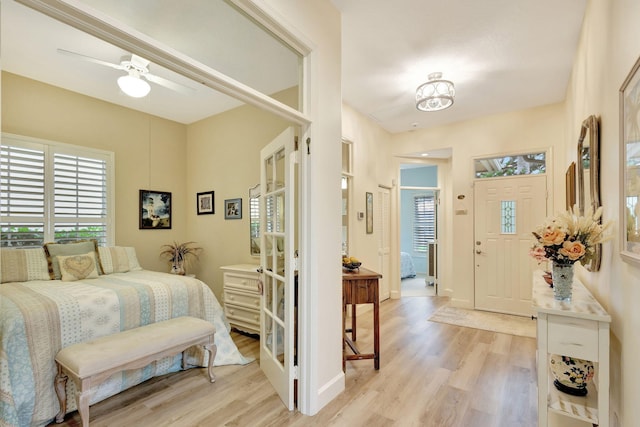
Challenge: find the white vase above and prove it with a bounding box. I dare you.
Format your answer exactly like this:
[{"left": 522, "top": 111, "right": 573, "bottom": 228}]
[{"left": 551, "top": 261, "right": 574, "bottom": 302}]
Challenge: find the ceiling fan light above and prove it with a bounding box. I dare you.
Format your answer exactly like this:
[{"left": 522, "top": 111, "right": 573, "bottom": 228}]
[
  {"left": 117, "top": 74, "right": 150, "bottom": 98},
  {"left": 416, "top": 72, "right": 455, "bottom": 112}
]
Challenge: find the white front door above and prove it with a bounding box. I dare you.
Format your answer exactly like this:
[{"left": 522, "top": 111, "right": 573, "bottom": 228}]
[
  {"left": 377, "top": 187, "right": 391, "bottom": 300},
  {"left": 260, "top": 127, "right": 296, "bottom": 410},
  {"left": 474, "top": 175, "right": 547, "bottom": 316}
]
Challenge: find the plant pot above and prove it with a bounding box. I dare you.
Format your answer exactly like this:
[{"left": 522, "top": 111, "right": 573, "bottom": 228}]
[
  {"left": 551, "top": 261, "right": 574, "bottom": 302},
  {"left": 549, "top": 354, "right": 594, "bottom": 396}
]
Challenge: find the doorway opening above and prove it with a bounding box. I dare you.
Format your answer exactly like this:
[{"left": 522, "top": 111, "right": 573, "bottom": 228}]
[{"left": 399, "top": 164, "right": 439, "bottom": 297}]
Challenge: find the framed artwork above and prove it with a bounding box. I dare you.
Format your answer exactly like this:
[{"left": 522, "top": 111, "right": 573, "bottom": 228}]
[
  {"left": 139, "top": 190, "right": 171, "bottom": 229},
  {"left": 366, "top": 192, "right": 373, "bottom": 234},
  {"left": 565, "top": 162, "right": 576, "bottom": 210},
  {"left": 620, "top": 55, "right": 640, "bottom": 265},
  {"left": 197, "top": 191, "right": 215, "bottom": 215},
  {"left": 225, "top": 198, "right": 242, "bottom": 219}
]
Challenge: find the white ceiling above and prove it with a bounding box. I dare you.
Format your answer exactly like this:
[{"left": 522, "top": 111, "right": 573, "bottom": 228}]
[
  {"left": 332, "top": 0, "right": 588, "bottom": 134},
  {"left": 2, "top": 0, "right": 588, "bottom": 140},
  {"left": 1, "top": 0, "right": 300, "bottom": 125}
]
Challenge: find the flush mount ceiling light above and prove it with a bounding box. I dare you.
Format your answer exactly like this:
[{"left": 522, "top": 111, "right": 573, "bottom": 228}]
[
  {"left": 117, "top": 71, "right": 151, "bottom": 98},
  {"left": 416, "top": 72, "right": 455, "bottom": 112}
]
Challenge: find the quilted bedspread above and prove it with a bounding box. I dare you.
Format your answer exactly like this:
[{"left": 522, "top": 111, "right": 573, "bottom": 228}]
[{"left": 0, "top": 270, "right": 251, "bottom": 427}]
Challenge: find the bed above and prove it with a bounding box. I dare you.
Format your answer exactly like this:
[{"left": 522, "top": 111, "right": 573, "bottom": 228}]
[
  {"left": 400, "top": 252, "right": 416, "bottom": 279},
  {"left": 0, "top": 244, "right": 251, "bottom": 427}
]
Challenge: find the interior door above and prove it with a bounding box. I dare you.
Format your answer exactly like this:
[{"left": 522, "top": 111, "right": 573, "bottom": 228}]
[
  {"left": 377, "top": 187, "right": 390, "bottom": 300},
  {"left": 474, "top": 175, "right": 547, "bottom": 316},
  {"left": 260, "top": 127, "right": 296, "bottom": 410}
]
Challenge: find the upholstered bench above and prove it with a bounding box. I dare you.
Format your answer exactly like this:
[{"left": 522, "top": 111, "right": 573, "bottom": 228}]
[{"left": 54, "top": 316, "right": 216, "bottom": 427}]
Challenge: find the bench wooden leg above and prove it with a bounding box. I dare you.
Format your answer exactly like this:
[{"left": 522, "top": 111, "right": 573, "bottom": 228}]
[
  {"left": 76, "top": 379, "right": 90, "bottom": 427},
  {"left": 54, "top": 365, "right": 67, "bottom": 423},
  {"left": 205, "top": 342, "right": 217, "bottom": 383}
]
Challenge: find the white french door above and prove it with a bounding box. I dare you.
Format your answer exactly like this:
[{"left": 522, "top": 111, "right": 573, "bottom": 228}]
[
  {"left": 474, "top": 175, "right": 547, "bottom": 316},
  {"left": 259, "top": 127, "right": 296, "bottom": 410}
]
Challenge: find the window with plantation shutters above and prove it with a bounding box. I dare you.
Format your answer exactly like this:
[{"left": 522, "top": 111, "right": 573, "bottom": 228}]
[
  {"left": 1, "top": 134, "right": 113, "bottom": 247},
  {"left": 413, "top": 195, "right": 435, "bottom": 252}
]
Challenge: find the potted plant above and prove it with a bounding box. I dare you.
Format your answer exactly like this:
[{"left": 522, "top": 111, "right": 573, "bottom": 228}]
[{"left": 160, "top": 241, "right": 201, "bottom": 275}]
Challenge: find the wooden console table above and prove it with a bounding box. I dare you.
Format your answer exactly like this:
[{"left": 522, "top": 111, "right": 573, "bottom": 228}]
[{"left": 342, "top": 267, "right": 382, "bottom": 370}]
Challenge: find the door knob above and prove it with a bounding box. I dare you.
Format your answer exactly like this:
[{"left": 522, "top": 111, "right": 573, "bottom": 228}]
[{"left": 476, "top": 249, "right": 482, "bottom": 254}]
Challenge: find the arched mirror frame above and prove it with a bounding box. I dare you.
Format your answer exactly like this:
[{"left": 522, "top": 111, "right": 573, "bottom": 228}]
[{"left": 576, "top": 114, "right": 601, "bottom": 271}]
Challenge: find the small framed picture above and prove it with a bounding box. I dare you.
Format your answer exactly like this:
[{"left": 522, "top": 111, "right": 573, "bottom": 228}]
[
  {"left": 224, "top": 198, "right": 242, "bottom": 219},
  {"left": 139, "top": 190, "right": 171, "bottom": 229},
  {"left": 197, "top": 191, "right": 215, "bottom": 215}
]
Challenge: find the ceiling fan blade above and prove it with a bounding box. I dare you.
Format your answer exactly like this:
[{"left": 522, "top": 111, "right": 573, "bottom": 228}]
[
  {"left": 57, "top": 48, "right": 124, "bottom": 71},
  {"left": 143, "top": 73, "right": 195, "bottom": 95}
]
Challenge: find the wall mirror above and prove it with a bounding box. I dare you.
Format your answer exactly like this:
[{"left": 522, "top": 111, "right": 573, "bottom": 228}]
[
  {"left": 249, "top": 184, "right": 261, "bottom": 256},
  {"left": 576, "top": 115, "right": 601, "bottom": 271}
]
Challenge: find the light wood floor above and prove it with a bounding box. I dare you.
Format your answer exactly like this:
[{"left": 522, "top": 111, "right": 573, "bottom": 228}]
[{"left": 52, "top": 296, "right": 537, "bottom": 427}]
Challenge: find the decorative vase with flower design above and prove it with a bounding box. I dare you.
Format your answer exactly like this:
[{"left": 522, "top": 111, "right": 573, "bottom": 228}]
[
  {"left": 549, "top": 354, "right": 594, "bottom": 396},
  {"left": 551, "top": 261, "right": 574, "bottom": 302}
]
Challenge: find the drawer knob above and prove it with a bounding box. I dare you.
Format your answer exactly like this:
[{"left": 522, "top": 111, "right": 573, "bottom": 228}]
[
  {"left": 241, "top": 280, "right": 247, "bottom": 284},
  {"left": 229, "top": 295, "right": 235, "bottom": 300},
  {"left": 229, "top": 309, "right": 234, "bottom": 315}
]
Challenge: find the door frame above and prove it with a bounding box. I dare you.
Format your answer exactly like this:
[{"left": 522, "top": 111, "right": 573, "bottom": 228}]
[{"left": 23, "top": 0, "right": 323, "bottom": 414}]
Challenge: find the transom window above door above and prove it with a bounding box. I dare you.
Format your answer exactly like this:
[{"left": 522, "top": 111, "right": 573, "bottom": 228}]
[{"left": 475, "top": 152, "right": 546, "bottom": 178}]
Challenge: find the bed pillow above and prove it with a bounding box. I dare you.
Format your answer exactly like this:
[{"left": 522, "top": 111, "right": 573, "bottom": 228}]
[
  {"left": 97, "top": 246, "right": 142, "bottom": 274},
  {"left": 0, "top": 248, "right": 51, "bottom": 283},
  {"left": 44, "top": 240, "right": 98, "bottom": 280},
  {"left": 58, "top": 251, "right": 99, "bottom": 282}
]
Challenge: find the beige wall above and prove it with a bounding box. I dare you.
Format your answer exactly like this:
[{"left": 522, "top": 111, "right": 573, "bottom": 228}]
[
  {"left": 186, "top": 88, "right": 297, "bottom": 299},
  {"left": 341, "top": 103, "right": 394, "bottom": 276},
  {"left": 1, "top": 72, "right": 188, "bottom": 272},
  {"left": 390, "top": 103, "right": 565, "bottom": 306},
  {"left": 565, "top": 0, "right": 640, "bottom": 425}
]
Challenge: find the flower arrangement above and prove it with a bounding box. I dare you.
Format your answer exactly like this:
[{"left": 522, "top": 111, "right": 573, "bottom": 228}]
[
  {"left": 160, "top": 241, "right": 202, "bottom": 275},
  {"left": 530, "top": 206, "right": 611, "bottom": 266}
]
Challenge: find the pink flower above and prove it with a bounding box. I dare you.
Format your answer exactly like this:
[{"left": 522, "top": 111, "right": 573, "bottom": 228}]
[{"left": 529, "top": 246, "right": 547, "bottom": 263}]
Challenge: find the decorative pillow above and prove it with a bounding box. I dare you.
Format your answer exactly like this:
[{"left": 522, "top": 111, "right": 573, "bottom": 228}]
[
  {"left": 97, "top": 246, "right": 142, "bottom": 274},
  {"left": 57, "top": 251, "right": 99, "bottom": 282},
  {"left": 0, "top": 248, "right": 51, "bottom": 283},
  {"left": 44, "top": 240, "right": 98, "bottom": 280}
]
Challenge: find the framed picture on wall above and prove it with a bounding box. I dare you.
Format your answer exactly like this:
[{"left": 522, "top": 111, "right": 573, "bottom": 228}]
[
  {"left": 620, "top": 55, "right": 640, "bottom": 265},
  {"left": 565, "top": 162, "right": 576, "bottom": 210},
  {"left": 197, "top": 191, "right": 215, "bottom": 215},
  {"left": 139, "top": 190, "right": 172, "bottom": 229},
  {"left": 366, "top": 192, "right": 373, "bottom": 234},
  {"left": 225, "top": 198, "right": 242, "bottom": 219}
]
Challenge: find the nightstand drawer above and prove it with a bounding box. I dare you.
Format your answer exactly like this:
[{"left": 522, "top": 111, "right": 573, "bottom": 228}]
[
  {"left": 224, "top": 289, "right": 261, "bottom": 309},
  {"left": 223, "top": 273, "right": 260, "bottom": 293},
  {"left": 225, "top": 303, "right": 260, "bottom": 327},
  {"left": 547, "top": 314, "right": 598, "bottom": 360}
]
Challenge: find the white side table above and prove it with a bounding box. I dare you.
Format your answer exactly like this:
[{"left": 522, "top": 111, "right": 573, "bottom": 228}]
[
  {"left": 220, "top": 264, "right": 261, "bottom": 335},
  {"left": 532, "top": 270, "right": 610, "bottom": 427}
]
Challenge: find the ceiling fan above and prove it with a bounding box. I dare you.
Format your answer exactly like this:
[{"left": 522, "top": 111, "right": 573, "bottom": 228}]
[{"left": 57, "top": 48, "right": 195, "bottom": 98}]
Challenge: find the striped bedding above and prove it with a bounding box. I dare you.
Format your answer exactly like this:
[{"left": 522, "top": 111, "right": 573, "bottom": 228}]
[{"left": 0, "top": 270, "right": 251, "bottom": 427}]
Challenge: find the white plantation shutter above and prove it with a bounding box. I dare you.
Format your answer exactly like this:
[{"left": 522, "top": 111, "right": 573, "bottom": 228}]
[
  {"left": 1, "top": 134, "right": 113, "bottom": 247},
  {"left": 0, "top": 144, "right": 46, "bottom": 247},
  {"left": 413, "top": 195, "right": 435, "bottom": 252},
  {"left": 53, "top": 153, "right": 108, "bottom": 243}
]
